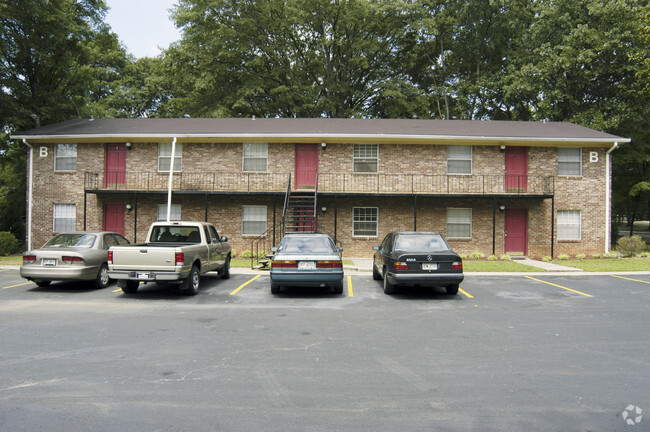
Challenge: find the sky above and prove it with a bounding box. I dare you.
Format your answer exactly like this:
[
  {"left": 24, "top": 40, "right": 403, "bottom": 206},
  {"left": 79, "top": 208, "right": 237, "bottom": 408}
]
[{"left": 105, "top": 0, "right": 182, "bottom": 58}]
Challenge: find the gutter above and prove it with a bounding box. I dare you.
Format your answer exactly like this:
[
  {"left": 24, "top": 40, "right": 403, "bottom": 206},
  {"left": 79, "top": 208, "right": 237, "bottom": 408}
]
[
  {"left": 605, "top": 142, "right": 619, "bottom": 253},
  {"left": 22, "top": 139, "right": 33, "bottom": 251}
]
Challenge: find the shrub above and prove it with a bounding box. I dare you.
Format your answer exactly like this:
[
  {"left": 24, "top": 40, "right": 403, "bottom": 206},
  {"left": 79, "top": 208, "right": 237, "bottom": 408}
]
[
  {"left": 640, "top": 252, "right": 650, "bottom": 258},
  {"left": 558, "top": 254, "right": 569, "bottom": 260},
  {"left": 240, "top": 250, "right": 253, "bottom": 259},
  {"left": 500, "top": 255, "right": 512, "bottom": 261},
  {"left": 487, "top": 255, "right": 497, "bottom": 261},
  {"left": 576, "top": 254, "right": 586, "bottom": 259},
  {"left": 604, "top": 252, "right": 618, "bottom": 259},
  {"left": 470, "top": 251, "right": 484, "bottom": 260},
  {"left": 616, "top": 235, "right": 646, "bottom": 257},
  {"left": 0, "top": 232, "right": 21, "bottom": 256},
  {"left": 542, "top": 256, "right": 552, "bottom": 262},
  {"left": 592, "top": 253, "right": 602, "bottom": 259},
  {"left": 459, "top": 253, "right": 467, "bottom": 260}
]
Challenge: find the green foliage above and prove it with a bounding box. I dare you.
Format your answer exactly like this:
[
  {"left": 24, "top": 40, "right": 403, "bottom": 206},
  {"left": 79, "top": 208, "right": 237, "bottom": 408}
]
[
  {"left": 487, "top": 255, "right": 497, "bottom": 261},
  {"left": 616, "top": 235, "right": 646, "bottom": 257},
  {"left": 469, "top": 252, "right": 484, "bottom": 260},
  {"left": 576, "top": 254, "right": 586, "bottom": 260},
  {"left": 0, "top": 232, "right": 21, "bottom": 256},
  {"left": 640, "top": 252, "right": 650, "bottom": 257},
  {"left": 240, "top": 250, "right": 253, "bottom": 259},
  {"left": 593, "top": 253, "right": 602, "bottom": 259},
  {"left": 500, "top": 255, "right": 512, "bottom": 262},
  {"left": 558, "top": 254, "right": 569, "bottom": 260},
  {"left": 604, "top": 252, "right": 619, "bottom": 259},
  {"left": 542, "top": 256, "right": 552, "bottom": 262}
]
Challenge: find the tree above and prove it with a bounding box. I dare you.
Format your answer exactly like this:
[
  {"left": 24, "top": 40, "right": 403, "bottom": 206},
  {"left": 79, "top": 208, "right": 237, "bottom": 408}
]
[{"left": 0, "top": 0, "right": 128, "bottom": 241}]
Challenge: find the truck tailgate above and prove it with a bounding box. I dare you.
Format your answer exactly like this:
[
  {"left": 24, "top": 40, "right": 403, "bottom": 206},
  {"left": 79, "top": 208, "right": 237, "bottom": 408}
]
[{"left": 111, "top": 245, "right": 179, "bottom": 271}]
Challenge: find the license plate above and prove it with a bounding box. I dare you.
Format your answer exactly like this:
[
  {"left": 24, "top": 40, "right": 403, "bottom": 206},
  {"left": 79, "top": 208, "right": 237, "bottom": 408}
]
[
  {"left": 422, "top": 263, "right": 438, "bottom": 271},
  {"left": 42, "top": 259, "right": 57, "bottom": 266},
  {"left": 136, "top": 273, "right": 150, "bottom": 279},
  {"left": 298, "top": 261, "right": 316, "bottom": 270}
]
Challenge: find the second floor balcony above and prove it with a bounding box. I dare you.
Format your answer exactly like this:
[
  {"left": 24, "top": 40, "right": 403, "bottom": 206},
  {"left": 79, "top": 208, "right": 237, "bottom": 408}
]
[{"left": 85, "top": 171, "right": 555, "bottom": 196}]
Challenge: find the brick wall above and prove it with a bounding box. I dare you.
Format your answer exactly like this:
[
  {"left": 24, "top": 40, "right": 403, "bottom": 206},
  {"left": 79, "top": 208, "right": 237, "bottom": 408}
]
[{"left": 27, "top": 141, "right": 611, "bottom": 259}]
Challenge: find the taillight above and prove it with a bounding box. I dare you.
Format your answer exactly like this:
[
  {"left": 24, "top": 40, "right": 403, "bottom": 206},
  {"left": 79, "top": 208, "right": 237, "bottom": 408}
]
[
  {"left": 451, "top": 261, "right": 463, "bottom": 270},
  {"left": 23, "top": 255, "right": 36, "bottom": 264},
  {"left": 316, "top": 261, "right": 343, "bottom": 269},
  {"left": 62, "top": 256, "right": 85, "bottom": 263},
  {"left": 271, "top": 260, "right": 297, "bottom": 268},
  {"left": 393, "top": 262, "right": 409, "bottom": 270},
  {"left": 107, "top": 251, "right": 113, "bottom": 264},
  {"left": 175, "top": 252, "right": 185, "bottom": 265}
]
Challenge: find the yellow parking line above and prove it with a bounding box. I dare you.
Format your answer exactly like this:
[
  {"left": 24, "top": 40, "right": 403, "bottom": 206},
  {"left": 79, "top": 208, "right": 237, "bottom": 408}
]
[
  {"left": 611, "top": 275, "right": 650, "bottom": 285},
  {"left": 347, "top": 275, "right": 354, "bottom": 297},
  {"left": 230, "top": 274, "right": 261, "bottom": 295},
  {"left": 2, "top": 282, "right": 33, "bottom": 290},
  {"left": 459, "top": 288, "right": 473, "bottom": 298},
  {"left": 525, "top": 276, "right": 593, "bottom": 297}
]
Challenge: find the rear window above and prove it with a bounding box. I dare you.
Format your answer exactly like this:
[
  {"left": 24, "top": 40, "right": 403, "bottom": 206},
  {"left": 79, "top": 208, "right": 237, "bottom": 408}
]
[
  {"left": 394, "top": 234, "right": 449, "bottom": 252},
  {"left": 150, "top": 226, "right": 202, "bottom": 243},
  {"left": 44, "top": 234, "right": 96, "bottom": 248},
  {"left": 280, "top": 236, "right": 335, "bottom": 253}
]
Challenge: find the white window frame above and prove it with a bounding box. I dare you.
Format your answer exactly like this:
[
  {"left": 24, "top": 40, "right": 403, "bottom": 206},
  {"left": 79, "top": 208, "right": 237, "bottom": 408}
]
[
  {"left": 243, "top": 143, "right": 268, "bottom": 172},
  {"left": 557, "top": 210, "right": 581, "bottom": 240},
  {"left": 242, "top": 205, "right": 267, "bottom": 236},
  {"left": 352, "top": 207, "right": 378, "bottom": 237},
  {"left": 353, "top": 144, "right": 378, "bottom": 173},
  {"left": 446, "top": 208, "right": 472, "bottom": 239},
  {"left": 447, "top": 145, "right": 472, "bottom": 175},
  {"left": 158, "top": 143, "right": 183, "bottom": 172},
  {"left": 157, "top": 204, "right": 181, "bottom": 221},
  {"left": 53, "top": 204, "right": 76, "bottom": 232},
  {"left": 54, "top": 144, "right": 77, "bottom": 171},
  {"left": 558, "top": 148, "right": 582, "bottom": 176}
]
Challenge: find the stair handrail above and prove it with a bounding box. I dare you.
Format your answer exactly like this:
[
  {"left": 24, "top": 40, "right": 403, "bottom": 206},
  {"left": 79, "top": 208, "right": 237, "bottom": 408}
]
[{"left": 313, "top": 173, "right": 319, "bottom": 232}]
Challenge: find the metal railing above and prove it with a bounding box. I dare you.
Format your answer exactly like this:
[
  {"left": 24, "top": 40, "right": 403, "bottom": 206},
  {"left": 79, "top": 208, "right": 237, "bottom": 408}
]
[{"left": 86, "top": 172, "right": 554, "bottom": 196}]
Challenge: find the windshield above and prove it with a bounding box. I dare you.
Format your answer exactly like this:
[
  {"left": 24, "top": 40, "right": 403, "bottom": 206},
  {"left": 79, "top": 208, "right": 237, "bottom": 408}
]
[
  {"left": 44, "top": 234, "right": 96, "bottom": 248},
  {"left": 280, "top": 236, "right": 336, "bottom": 253},
  {"left": 394, "top": 234, "right": 449, "bottom": 252},
  {"left": 150, "top": 226, "right": 202, "bottom": 243}
]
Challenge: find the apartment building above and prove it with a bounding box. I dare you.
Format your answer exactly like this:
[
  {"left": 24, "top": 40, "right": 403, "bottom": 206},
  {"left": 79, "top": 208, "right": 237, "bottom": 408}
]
[{"left": 13, "top": 118, "right": 629, "bottom": 258}]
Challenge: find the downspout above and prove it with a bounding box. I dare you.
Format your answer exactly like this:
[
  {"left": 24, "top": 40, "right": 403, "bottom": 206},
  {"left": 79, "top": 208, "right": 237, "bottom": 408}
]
[
  {"left": 605, "top": 142, "right": 619, "bottom": 253},
  {"left": 166, "top": 137, "right": 177, "bottom": 222},
  {"left": 22, "top": 139, "right": 34, "bottom": 251}
]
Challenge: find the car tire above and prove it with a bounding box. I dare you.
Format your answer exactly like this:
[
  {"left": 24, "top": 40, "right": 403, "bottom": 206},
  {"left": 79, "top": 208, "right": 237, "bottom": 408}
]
[
  {"left": 181, "top": 266, "right": 200, "bottom": 295},
  {"left": 446, "top": 284, "right": 459, "bottom": 295},
  {"left": 122, "top": 280, "right": 139, "bottom": 294},
  {"left": 220, "top": 255, "right": 231, "bottom": 279},
  {"left": 333, "top": 282, "right": 343, "bottom": 295},
  {"left": 35, "top": 280, "right": 51, "bottom": 287},
  {"left": 372, "top": 263, "right": 381, "bottom": 280},
  {"left": 383, "top": 272, "right": 396, "bottom": 295},
  {"left": 93, "top": 264, "right": 110, "bottom": 289},
  {"left": 271, "top": 282, "right": 281, "bottom": 294}
]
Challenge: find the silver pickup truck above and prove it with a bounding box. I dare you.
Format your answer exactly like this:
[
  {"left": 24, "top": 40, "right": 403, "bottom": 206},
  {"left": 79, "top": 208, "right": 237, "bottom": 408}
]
[{"left": 108, "top": 221, "right": 231, "bottom": 295}]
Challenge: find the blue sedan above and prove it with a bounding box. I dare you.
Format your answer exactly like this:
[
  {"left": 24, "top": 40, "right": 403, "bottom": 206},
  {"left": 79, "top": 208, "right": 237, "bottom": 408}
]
[{"left": 270, "top": 233, "right": 344, "bottom": 294}]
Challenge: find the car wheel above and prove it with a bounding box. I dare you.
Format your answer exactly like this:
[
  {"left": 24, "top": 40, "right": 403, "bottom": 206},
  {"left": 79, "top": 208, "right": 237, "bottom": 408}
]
[
  {"left": 332, "top": 282, "right": 343, "bottom": 295},
  {"left": 35, "top": 280, "right": 51, "bottom": 287},
  {"left": 383, "top": 272, "right": 396, "bottom": 295},
  {"left": 446, "top": 284, "right": 459, "bottom": 295},
  {"left": 372, "top": 263, "right": 381, "bottom": 280},
  {"left": 271, "top": 282, "right": 281, "bottom": 294},
  {"left": 93, "top": 264, "right": 110, "bottom": 289},
  {"left": 181, "top": 266, "right": 200, "bottom": 295},
  {"left": 220, "top": 256, "right": 231, "bottom": 279},
  {"left": 122, "top": 280, "right": 139, "bottom": 294}
]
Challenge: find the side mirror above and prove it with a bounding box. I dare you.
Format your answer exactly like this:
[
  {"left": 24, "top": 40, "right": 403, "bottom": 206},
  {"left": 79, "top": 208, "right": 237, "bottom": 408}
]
[
  {"left": 220, "top": 236, "right": 228, "bottom": 242},
  {"left": 373, "top": 246, "right": 380, "bottom": 251},
  {"left": 271, "top": 246, "right": 278, "bottom": 253},
  {"left": 337, "top": 246, "right": 343, "bottom": 252}
]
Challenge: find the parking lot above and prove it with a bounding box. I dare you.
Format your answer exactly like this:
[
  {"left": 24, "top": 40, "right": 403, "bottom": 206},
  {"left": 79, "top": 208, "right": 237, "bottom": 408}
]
[{"left": 1, "top": 267, "right": 649, "bottom": 431}]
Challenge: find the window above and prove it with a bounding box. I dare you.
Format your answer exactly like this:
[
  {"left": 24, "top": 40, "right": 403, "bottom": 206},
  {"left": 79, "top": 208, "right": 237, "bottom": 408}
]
[
  {"left": 54, "top": 144, "right": 77, "bottom": 171},
  {"left": 557, "top": 210, "right": 581, "bottom": 240},
  {"left": 353, "top": 207, "right": 378, "bottom": 237},
  {"left": 447, "top": 208, "right": 472, "bottom": 238},
  {"left": 353, "top": 144, "right": 378, "bottom": 173},
  {"left": 53, "top": 204, "right": 76, "bottom": 231},
  {"left": 558, "top": 148, "right": 582, "bottom": 176},
  {"left": 157, "top": 204, "right": 181, "bottom": 221},
  {"left": 158, "top": 143, "right": 183, "bottom": 172},
  {"left": 242, "top": 206, "right": 267, "bottom": 236},
  {"left": 447, "top": 145, "right": 472, "bottom": 175},
  {"left": 243, "top": 143, "right": 268, "bottom": 172}
]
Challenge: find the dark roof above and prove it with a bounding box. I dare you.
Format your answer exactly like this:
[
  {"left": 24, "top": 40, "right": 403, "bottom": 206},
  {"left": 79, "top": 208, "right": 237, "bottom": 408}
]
[{"left": 11, "top": 118, "right": 628, "bottom": 146}]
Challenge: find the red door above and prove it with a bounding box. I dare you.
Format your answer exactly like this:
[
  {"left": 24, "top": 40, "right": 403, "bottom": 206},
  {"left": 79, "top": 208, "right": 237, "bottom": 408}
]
[
  {"left": 105, "top": 143, "right": 127, "bottom": 187},
  {"left": 103, "top": 202, "right": 125, "bottom": 236},
  {"left": 505, "top": 208, "right": 527, "bottom": 256},
  {"left": 505, "top": 147, "right": 527, "bottom": 193},
  {"left": 295, "top": 144, "right": 319, "bottom": 189}
]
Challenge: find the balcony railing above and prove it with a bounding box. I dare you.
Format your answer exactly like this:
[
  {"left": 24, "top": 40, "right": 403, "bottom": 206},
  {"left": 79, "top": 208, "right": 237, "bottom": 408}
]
[{"left": 85, "top": 172, "right": 554, "bottom": 196}]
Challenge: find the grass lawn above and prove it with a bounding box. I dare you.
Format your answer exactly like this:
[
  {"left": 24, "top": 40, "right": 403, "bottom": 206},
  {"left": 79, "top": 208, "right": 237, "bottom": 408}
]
[
  {"left": 554, "top": 257, "right": 650, "bottom": 272},
  {"left": 462, "top": 260, "right": 542, "bottom": 272},
  {"left": 0, "top": 255, "right": 22, "bottom": 266}
]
